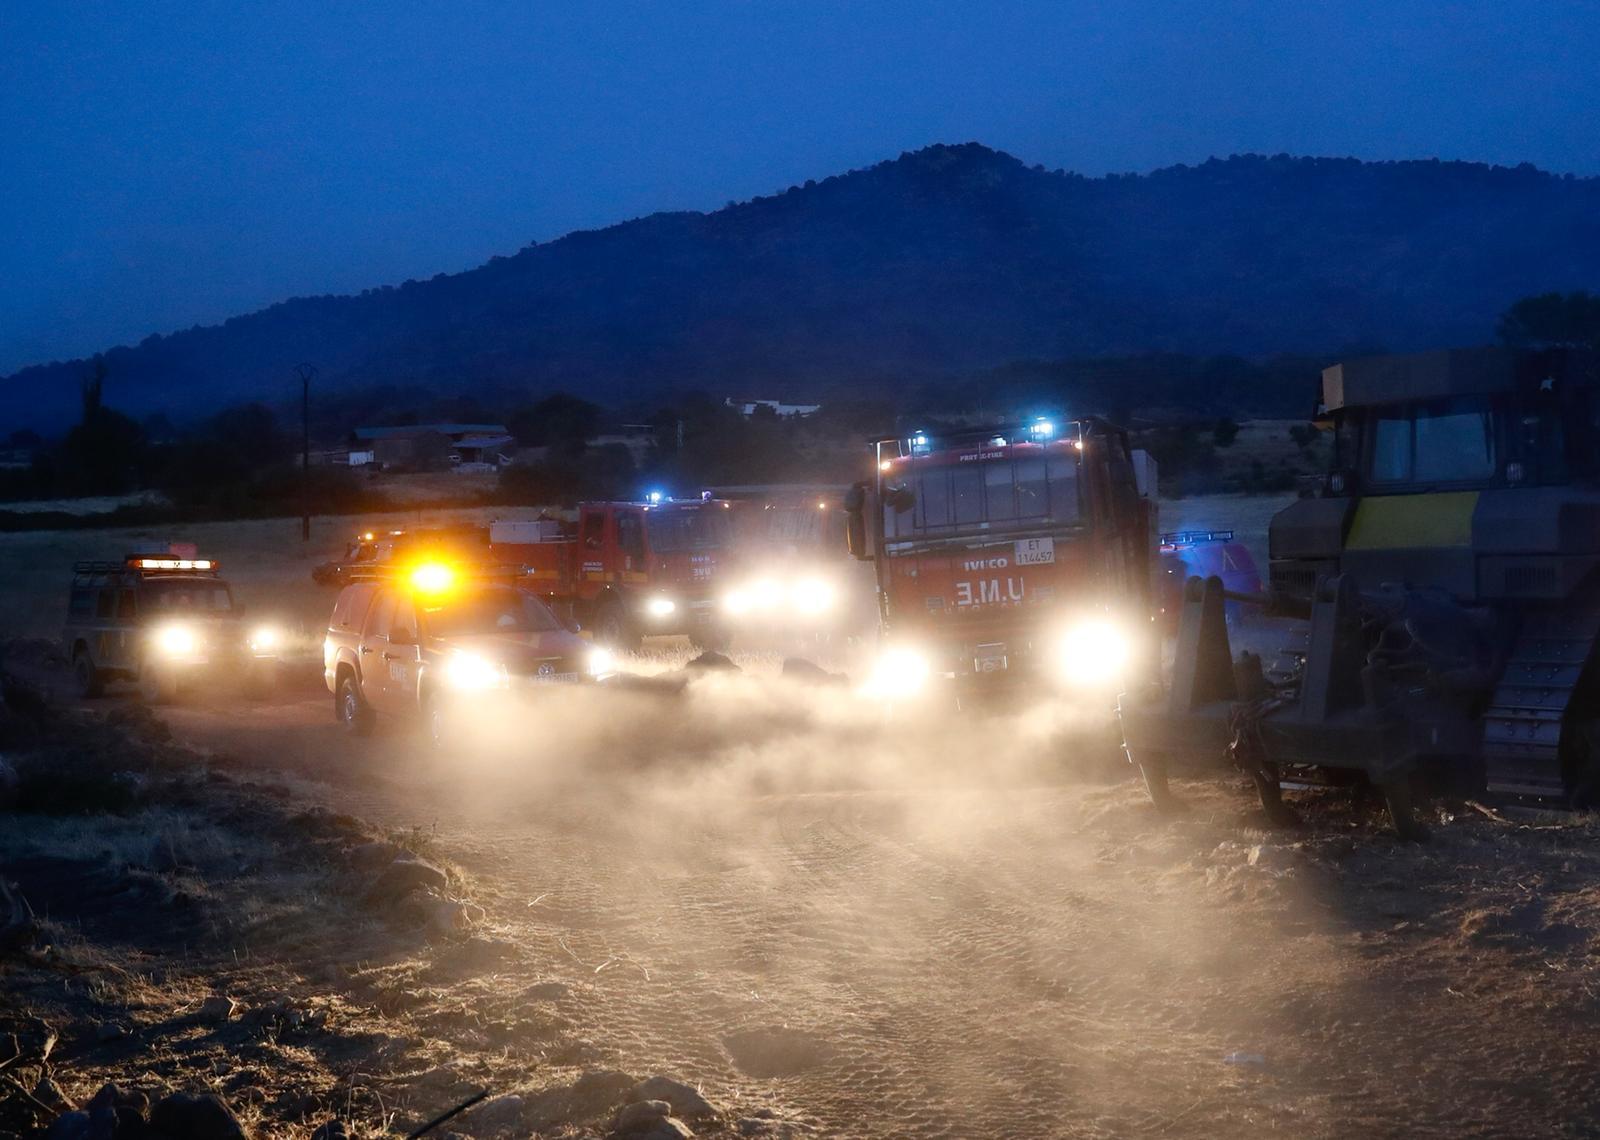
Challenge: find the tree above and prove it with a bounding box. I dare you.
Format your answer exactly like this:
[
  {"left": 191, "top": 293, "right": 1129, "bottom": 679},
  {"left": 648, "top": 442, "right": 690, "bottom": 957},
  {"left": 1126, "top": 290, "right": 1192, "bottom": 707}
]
[
  {"left": 1212, "top": 418, "right": 1241, "bottom": 448},
  {"left": 508, "top": 393, "right": 603, "bottom": 459},
  {"left": 1498, "top": 291, "right": 1600, "bottom": 351}
]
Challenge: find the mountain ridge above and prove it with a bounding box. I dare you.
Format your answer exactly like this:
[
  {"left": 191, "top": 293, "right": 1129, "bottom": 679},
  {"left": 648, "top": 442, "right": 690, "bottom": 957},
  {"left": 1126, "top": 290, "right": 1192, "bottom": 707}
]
[{"left": 6, "top": 142, "right": 1599, "bottom": 431}]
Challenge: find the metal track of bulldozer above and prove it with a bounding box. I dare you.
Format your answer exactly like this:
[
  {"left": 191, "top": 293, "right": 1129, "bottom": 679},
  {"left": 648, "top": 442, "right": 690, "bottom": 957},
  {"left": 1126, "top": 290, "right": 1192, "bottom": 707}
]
[{"left": 1482, "top": 595, "right": 1600, "bottom": 800}]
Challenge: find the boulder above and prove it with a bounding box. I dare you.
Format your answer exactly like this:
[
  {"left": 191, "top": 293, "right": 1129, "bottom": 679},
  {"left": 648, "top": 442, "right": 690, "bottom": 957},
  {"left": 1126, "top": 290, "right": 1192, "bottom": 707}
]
[
  {"left": 366, "top": 854, "right": 449, "bottom": 904},
  {"left": 629, "top": 1078, "right": 718, "bottom": 1120},
  {"left": 523, "top": 980, "right": 571, "bottom": 1001},
  {"left": 44, "top": 1112, "right": 90, "bottom": 1140},
  {"left": 149, "top": 1091, "right": 249, "bottom": 1140},
  {"left": 196, "top": 995, "right": 240, "bottom": 1023},
  {"left": 465, "top": 1093, "right": 525, "bottom": 1133},
  {"left": 613, "top": 1099, "right": 672, "bottom": 1132},
  {"left": 345, "top": 840, "right": 406, "bottom": 873},
  {"left": 309, "top": 1122, "right": 348, "bottom": 1140},
  {"left": 684, "top": 652, "right": 738, "bottom": 672},
  {"left": 637, "top": 1119, "right": 695, "bottom": 1140}
]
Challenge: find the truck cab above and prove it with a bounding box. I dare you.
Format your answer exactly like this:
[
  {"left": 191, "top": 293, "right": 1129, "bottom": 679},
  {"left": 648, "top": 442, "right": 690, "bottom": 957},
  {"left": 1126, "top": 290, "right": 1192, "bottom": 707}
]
[
  {"left": 845, "top": 419, "right": 1157, "bottom": 698},
  {"left": 65, "top": 549, "right": 282, "bottom": 702},
  {"left": 323, "top": 561, "right": 614, "bottom": 746}
]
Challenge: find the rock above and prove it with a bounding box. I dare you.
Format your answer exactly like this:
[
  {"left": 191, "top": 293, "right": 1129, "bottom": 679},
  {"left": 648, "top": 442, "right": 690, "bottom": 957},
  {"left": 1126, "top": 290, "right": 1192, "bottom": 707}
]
[
  {"left": 309, "top": 1121, "right": 348, "bottom": 1140},
  {"left": 525, "top": 1069, "right": 637, "bottom": 1128},
  {"left": 613, "top": 1099, "right": 672, "bottom": 1132},
  {"left": 345, "top": 840, "right": 406, "bottom": 872},
  {"left": 637, "top": 1119, "right": 695, "bottom": 1140},
  {"left": 629, "top": 1078, "right": 718, "bottom": 1120},
  {"left": 149, "top": 1091, "right": 249, "bottom": 1140},
  {"left": 197, "top": 995, "right": 241, "bottom": 1022},
  {"left": 33, "top": 1075, "right": 72, "bottom": 1109},
  {"left": 684, "top": 651, "right": 738, "bottom": 672},
  {"left": 779, "top": 658, "right": 845, "bottom": 686},
  {"left": 524, "top": 980, "right": 570, "bottom": 1001},
  {"left": 366, "top": 854, "right": 449, "bottom": 904},
  {"left": 93, "top": 1022, "right": 128, "bottom": 1043},
  {"left": 85, "top": 1084, "right": 147, "bottom": 1115},
  {"left": 45, "top": 1112, "right": 91, "bottom": 1140},
  {"left": 466, "top": 1093, "right": 525, "bottom": 1133},
  {"left": 419, "top": 893, "right": 485, "bottom": 935}
]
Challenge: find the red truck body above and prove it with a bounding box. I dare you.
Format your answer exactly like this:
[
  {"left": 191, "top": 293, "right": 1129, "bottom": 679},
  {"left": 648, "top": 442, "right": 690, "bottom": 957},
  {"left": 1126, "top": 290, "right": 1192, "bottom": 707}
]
[
  {"left": 847, "top": 419, "right": 1157, "bottom": 694},
  {"left": 488, "top": 499, "right": 738, "bottom": 648}
]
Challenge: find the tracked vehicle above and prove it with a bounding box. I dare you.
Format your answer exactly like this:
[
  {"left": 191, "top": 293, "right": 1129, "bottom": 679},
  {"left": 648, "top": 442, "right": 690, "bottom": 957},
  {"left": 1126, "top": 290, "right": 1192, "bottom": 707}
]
[{"left": 1119, "top": 347, "right": 1600, "bottom": 837}]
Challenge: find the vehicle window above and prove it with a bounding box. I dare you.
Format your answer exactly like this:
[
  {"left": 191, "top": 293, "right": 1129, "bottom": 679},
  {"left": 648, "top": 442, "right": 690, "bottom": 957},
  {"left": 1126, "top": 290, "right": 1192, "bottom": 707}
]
[
  {"left": 367, "top": 590, "right": 397, "bottom": 638},
  {"left": 117, "top": 590, "right": 137, "bottom": 620},
  {"left": 1414, "top": 402, "right": 1495, "bottom": 483},
  {"left": 391, "top": 596, "right": 418, "bottom": 642},
  {"left": 144, "top": 580, "right": 233, "bottom": 612},
  {"left": 647, "top": 509, "right": 730, "bottom": 551},
  {"left": 69, "top": 589, "right": 93, "bottom": 618},
  {"left": 951, "top": 467, "right": 984, "bottom": 525},
  {"left": 1015, "top": 458, "right": 1048, "bottom": 519},
  {"left": 917, "top": 469, "right": 950, "bottom": 531},
  {"left": 1045, "top": 452, "right": 1080, "bottom": 521},
  {"left": 421, "top": 585, "right": 562, "bottom": 636},
  {"left": 95, "top": 590, "right": 114, "bottom": 620},
  {"left": 581, "top": 512, "right": 606, "bottom": 549},
  {"left": 1371, "top": 414, "right": 1410, "bottom": 482},
  {"left": 618, "top": 511, "right": 646, "bottom": 566},
  {"left": 984, "top": 461, "right": 1018, "bottom": 522},
  {"left": 334, "top": 584, "right": 376, "bottom": 629},
  {"left": 1369, "top": 399, "right": 1496, "bottom": 485}
]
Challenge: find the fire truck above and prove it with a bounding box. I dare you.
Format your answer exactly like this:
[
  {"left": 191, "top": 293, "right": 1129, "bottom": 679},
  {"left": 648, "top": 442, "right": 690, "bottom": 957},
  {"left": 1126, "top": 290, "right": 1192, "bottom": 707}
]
[
  {"left": 842, "top": 419, "right": 1158, "bottom": 698},
  {"left": 489, "top": 497, "right": 738, "bottom": 651},
  {"left": 711, "top": 487, "right": 877, "bottom": 644}
]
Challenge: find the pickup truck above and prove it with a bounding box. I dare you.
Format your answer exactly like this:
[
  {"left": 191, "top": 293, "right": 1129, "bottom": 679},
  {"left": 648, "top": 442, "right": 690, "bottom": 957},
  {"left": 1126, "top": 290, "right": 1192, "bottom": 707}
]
[{"left": 322, "top": 565, "right": 613, "bottom": 746}]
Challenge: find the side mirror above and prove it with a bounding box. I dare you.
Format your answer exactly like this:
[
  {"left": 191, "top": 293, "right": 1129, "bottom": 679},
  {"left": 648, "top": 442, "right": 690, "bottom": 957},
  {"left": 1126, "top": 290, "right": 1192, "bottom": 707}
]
[
  {"left": 843, "top": 481, "right": 870, "bottom": 560},
  {"left": 565, "top": 616, "right": 582, "bottom": 634},
  {"left": 389, "top": 628, "right": 416, "bottom": 646}
]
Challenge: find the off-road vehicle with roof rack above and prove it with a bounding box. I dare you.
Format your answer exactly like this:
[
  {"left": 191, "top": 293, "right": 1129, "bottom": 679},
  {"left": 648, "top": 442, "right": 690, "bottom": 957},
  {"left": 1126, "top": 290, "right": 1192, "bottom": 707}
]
[
  {"left": 322, "top": 560, "right": 615, "bottom": 746},
  {"left": 65, "top": 548, "right": 283, "bottom": 703}
]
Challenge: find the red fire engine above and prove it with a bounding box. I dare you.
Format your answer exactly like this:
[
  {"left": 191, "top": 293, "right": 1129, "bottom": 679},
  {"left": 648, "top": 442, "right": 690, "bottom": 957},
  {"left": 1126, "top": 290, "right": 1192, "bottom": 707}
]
[
  {"left": 489, "top": 496, "right": 738, "bottom": 651},
  {"left": 843, "top": 418, "right": 1158, "bottom": 697}
]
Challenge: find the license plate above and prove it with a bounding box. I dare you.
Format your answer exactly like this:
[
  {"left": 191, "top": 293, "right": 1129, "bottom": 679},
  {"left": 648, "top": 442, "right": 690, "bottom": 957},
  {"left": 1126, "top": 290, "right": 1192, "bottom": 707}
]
[
  {"left": 975, "top": 643, "right": 1008, "bottom": 673},
  {"left": 530, "top": 672, "right": 580, "bottom": 684},
  {"left": 1015, "top": 537, "right": 1055, "bottom": 565}
]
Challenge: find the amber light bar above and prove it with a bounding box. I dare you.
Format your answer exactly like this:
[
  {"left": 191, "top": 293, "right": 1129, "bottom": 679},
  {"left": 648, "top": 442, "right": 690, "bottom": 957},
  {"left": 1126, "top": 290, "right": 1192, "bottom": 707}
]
[{"left": 131, "top": 558, "right": 214, "bottom": 571}]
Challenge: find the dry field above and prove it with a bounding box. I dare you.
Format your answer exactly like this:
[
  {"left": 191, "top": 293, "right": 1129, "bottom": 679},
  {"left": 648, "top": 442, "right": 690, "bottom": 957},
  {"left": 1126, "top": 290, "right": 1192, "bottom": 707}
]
[{"left": 6, "top": 493, "right": 1600, "bottom": 1138}]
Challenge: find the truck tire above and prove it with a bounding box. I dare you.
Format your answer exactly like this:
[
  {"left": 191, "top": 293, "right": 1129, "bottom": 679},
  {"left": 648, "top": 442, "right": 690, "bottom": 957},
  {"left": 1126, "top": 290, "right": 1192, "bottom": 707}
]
[
  {"left": 73, "top": 649, "right": 105, "bottom": 699},
  {"left": 594, "top": 603, "right": 642, "bottom": 653},
  {"left": 421, "top": 690, "right": 448, "bottom": 750},
  {"left": 336, "top": 673, "right": 375, "bottom": 736},
  {"left": 140, "top": 664, "right": 179, "bottom": 705}
]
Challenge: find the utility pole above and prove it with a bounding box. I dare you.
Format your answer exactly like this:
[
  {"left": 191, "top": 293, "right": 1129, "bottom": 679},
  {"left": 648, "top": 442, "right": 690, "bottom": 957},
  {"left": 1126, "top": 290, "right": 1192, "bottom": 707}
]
[{"left": 295, "top": 362, "right": 317, "bottom": 541}]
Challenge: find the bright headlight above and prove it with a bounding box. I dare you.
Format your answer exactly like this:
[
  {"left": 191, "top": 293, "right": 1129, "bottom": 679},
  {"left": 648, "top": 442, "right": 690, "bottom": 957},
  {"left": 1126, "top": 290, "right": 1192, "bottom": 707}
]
[
  {"left": 863, "top": 646, "right": 931, "bottom": 699},
  {"left": 751, "top": 579, "right": 782, "bottom": 610},
  {"left": 1056, "top": 618, "right": 1132, "bottom": 687},
  {"left": 645, "top": 596, "right": 676, "bottom": 618},
  {"left": 587, "top": 646, "right": 616, "bottom": 677},
  {"left": 155, "top": 624, "right": 197, "bottom": 656},
  {"left": 791, "top": 578, "right": 835, "bottom": 615},
  {"left": 722, "top": 589, "right": 751, "bottom": 616},
  {"left": 443, "top": 652, "right": 505, "bottom": 690},
  {"left": 249, "top": 625, "right": 281, "bottom": 652}
]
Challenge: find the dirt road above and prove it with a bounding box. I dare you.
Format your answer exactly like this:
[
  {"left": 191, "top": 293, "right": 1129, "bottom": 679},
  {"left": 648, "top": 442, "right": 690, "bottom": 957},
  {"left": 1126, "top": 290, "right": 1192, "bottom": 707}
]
[{"left": 101, "top": 660, "right": 1600, "bottom": 1139}]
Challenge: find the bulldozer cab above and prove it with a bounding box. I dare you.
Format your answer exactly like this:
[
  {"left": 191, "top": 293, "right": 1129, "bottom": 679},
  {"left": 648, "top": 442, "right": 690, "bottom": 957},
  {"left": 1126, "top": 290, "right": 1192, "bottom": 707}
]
[{"left": 1270, "top": 347, "right": 1600, "bottom": 612}]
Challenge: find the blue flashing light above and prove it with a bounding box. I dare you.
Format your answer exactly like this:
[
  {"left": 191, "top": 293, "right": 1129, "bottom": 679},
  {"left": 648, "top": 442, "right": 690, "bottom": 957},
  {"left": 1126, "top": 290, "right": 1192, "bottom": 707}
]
[
  {"left": 1029, "top": 418, "right": 1055, "bottom": 440},
  {"left": 646, "top": 490, "right": 665, "bottom": 505},
  {"left": 910, "top": 431, "right": 931, "bottom": 455}
]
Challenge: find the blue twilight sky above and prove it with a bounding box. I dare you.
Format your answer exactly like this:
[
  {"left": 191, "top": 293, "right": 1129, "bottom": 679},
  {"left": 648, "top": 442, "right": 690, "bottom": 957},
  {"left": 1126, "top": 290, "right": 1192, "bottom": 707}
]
[{"left": 3, "top": 1, "right": 1598, "bottom": 375}]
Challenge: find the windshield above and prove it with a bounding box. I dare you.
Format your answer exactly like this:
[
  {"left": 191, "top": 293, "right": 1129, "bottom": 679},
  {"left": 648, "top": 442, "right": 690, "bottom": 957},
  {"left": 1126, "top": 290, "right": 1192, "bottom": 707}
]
[
  {"left": 421, "top": 585, "right": 563, "bottom": 637},
  {"left": 142, "top": 579, "right": 233, "bottom": 612},
  {"left": 647, "top": 508, "right": 732, "bottom": 552},
  {"left": 1370, "top": 397, "right": 1497, "bottom": 485},
  {"left": 884, "top": 447, "right": 1080, "bottom": 540}
]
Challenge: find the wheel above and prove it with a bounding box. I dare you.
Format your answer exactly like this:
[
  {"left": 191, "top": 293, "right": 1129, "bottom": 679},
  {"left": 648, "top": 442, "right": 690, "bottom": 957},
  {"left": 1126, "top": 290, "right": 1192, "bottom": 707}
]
[
  {"left": 73, "top": 650, "right": 104, "bottom": 699},
  {"left": 335, "top": 673, "right": 375, "bottom": 736},
  {"left": 1131, "top": 749, "right": 1186, "bottom": 816},
  {"left": 593, "top": 603, "right": 642, "bottom": 653},
  {"left": 1247, "top": 761, "right": 1303, "bottom": 829},
  {"left": 139, "top": 664, "right": 179, "bottom": 705}
]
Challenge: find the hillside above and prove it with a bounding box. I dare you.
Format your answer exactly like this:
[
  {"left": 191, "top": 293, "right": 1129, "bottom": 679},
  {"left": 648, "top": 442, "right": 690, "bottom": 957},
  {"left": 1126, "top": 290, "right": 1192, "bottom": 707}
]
[{"left": 6, "top": 143, "right": 1600, "bottom": 432}]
